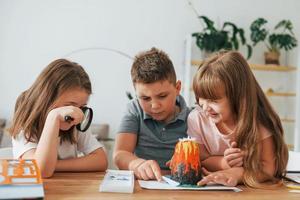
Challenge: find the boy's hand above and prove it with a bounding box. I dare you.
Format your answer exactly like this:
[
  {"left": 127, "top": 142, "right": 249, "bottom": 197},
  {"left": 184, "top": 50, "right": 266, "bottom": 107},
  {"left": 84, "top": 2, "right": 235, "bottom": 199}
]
[
  {"left": 133, "top": 159, "right": 162, "bottom": 181},
  {"left": 223, "top": 142, "right": 244, "bottom": 168},
  {"left": 197, "top": 167, "right": 239, "bottom": 187}
]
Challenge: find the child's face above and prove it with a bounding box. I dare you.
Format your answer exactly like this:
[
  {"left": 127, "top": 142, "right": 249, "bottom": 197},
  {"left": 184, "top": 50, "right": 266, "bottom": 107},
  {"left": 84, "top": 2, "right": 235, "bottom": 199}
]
[
  {"left": 135, "top": 80, "right": 181, "bottom": 123},
  {"left": 52, "top": 88, "right": 90, "bottom": 131},
  {"left": 198, "top": 95, "right": 233, "bottom": 125}
]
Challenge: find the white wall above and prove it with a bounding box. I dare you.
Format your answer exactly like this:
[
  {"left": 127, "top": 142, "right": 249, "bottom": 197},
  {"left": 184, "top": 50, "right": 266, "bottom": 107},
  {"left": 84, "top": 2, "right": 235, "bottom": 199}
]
[{"left": 0, "top": 0, "right": 299, "bottom": 139}]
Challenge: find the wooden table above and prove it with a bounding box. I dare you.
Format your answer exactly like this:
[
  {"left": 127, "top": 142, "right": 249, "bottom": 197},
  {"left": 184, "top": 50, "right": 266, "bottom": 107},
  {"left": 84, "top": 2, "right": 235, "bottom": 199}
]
[{"left": 43, "top": 172, "right": 300, "bottom": 200}]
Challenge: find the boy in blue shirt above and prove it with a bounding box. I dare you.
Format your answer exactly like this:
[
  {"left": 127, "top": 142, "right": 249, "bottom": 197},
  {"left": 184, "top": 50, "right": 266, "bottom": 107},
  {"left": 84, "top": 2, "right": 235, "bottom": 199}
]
[{"left": 113, "top": 47, "right": 189, "bottom": 181}]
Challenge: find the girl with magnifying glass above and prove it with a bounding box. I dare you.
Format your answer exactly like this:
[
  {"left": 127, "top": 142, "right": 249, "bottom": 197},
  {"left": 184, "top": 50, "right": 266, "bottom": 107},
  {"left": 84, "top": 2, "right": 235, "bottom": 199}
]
[{"left": 9, "top": 59, "right": 108, "bottom": 178}]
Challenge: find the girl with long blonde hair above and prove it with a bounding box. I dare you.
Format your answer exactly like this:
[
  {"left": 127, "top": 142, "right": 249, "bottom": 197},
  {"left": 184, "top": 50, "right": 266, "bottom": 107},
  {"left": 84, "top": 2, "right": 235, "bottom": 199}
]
[
  {"left": 9, "top": 59, "right": 108, "bottom": 178},
  {"left": 188, "top": 51, "right": 288, "bottom": 188}
]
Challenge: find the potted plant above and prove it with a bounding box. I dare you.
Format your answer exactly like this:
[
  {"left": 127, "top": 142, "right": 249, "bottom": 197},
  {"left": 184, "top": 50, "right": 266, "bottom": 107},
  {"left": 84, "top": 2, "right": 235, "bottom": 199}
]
[
  {"left": 250, "top": 18, "right": 297, "bottom": 65},
  {"left": 192, "top": 16, "right": 252, "bottom": 59}
]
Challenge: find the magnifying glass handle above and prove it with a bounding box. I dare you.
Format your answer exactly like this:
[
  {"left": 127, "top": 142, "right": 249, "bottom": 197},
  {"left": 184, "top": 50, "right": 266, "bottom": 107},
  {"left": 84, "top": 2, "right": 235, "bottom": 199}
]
[{"left": 64, "top": 115, "right": 74, "bottom": 123}]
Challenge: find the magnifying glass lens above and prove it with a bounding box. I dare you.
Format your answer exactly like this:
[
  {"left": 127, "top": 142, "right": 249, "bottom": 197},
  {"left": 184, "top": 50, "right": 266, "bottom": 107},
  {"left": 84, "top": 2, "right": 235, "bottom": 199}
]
[
  {"left": 76, "top": 107, "right": 93, "bottom": 132},
  {"left": 80, "top": 109, "right": 90, "bottom": 129}
]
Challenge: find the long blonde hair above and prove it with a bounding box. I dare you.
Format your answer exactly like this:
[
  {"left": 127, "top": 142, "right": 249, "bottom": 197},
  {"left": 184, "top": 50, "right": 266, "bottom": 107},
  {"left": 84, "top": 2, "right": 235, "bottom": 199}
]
[
  {"left": 9, "top": 59, "right": 92, "bottom": 144},
  {"left": 193, "top": 51, "right": 288, "bottom": 188}
]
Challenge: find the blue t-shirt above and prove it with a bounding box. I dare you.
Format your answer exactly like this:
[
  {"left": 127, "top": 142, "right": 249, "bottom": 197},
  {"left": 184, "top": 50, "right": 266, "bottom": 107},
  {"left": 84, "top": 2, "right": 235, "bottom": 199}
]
[{"left": 117, "top": 95, "right": 190, "bottom": 170}]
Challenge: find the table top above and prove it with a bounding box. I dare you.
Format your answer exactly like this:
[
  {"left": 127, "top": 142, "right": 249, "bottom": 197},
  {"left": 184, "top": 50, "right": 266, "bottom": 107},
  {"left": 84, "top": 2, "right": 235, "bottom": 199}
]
[{"left": 43, "top": 172, "right": 300, "bottom": 200}]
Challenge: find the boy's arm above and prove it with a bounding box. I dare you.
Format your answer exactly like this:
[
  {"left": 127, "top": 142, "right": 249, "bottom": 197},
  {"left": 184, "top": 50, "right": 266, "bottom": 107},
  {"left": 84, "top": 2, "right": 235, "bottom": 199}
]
[
  {"left": 55, "top": 148, "right": 108, "bottom": 172},
  {"left": 113, "top": 133, "right": 144, "bottom": 170},
  {"left": 113, "top": 133, "right": 162, "bottom": 181}
]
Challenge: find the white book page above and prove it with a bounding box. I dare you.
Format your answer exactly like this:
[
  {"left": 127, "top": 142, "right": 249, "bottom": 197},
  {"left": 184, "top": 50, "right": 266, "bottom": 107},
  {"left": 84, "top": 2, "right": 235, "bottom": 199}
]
[
  {"left": 287, "top": 151, "right": 300, "bottom": 172},
  {"left": 99, "top": 169, "right": 134, "bottom": 193},
  {"left": 138, "top": 178, "right": 242, "bottom": 192}
]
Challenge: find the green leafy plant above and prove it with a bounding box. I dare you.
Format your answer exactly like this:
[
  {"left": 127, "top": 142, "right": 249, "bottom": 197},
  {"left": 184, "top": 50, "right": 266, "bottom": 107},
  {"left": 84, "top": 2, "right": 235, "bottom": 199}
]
[
  {"left": 192, "top": 16, "right": 252, "bottom": 59},
  {"left": 250, "top": 18, "right": 297, "bottom": 53}
]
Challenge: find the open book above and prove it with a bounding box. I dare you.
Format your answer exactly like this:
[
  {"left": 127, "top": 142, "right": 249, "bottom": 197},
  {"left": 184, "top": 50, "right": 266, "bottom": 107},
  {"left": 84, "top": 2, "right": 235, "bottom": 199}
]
[
  {"left": 0, "top": 159, "right": 44, "bottom": 199},
  {"left": 286, "top": 151, "right": 300, "bottom": 184},
  {"left": 287, "top": 151, "right": 300, "bottom": 173},
  {"left": 138, "top": 175, "right": 242, "bottom": 192}
]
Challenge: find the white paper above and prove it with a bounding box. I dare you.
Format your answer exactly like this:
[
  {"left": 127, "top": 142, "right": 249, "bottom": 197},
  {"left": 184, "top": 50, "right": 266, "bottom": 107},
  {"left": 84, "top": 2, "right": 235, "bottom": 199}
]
[
  {"left": 138, "top": 180, "right": 242, "bottom": 192},
  {"left": 286, "top": 173, "right": 300, "bottom": 184},
  {"left": 289, "top": 190, "right": 300, "bottom": 193},
  {"left": 287, "top": 151, "right": 300, "bottom": 172},
  {"left": 162, "top": 176, "right": 180, "bottom": 186},
  {"left": 99, "top": 169, "right": 134, "bottom": 193}
]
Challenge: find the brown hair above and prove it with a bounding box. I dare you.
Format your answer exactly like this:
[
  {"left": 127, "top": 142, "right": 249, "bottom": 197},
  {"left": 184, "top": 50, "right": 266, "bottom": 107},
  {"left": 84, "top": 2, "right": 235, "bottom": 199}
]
[
  {"left": 193, "top": 51, "right": 288, "bottom": 188},
  {"left": 9, "top": 59, "right": 92, "bottom": 144},
  {"left": 131, "top": 47, "right": 176, "bottom": 85}
]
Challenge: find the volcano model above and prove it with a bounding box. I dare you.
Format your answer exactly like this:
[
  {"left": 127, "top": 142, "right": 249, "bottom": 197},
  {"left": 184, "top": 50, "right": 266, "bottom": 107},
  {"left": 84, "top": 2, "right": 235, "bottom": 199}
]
[{"left": 170, "top": 137, "right": 201, "bottom": 185}]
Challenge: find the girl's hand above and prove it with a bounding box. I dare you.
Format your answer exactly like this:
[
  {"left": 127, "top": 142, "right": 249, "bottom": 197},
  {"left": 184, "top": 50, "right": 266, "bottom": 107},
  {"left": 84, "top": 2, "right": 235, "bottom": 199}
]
[
  {"left": 223, "top": 142, "right": 244, "bottom": 168},
  {"left": 197, "top": 167, "right": 239, "bottom": 187},
  {"left": 47, "top": 106, "right": 84, "bottom": 131},
  {"left": 133, "top": 159, "right": 162, "bottom": 181}
]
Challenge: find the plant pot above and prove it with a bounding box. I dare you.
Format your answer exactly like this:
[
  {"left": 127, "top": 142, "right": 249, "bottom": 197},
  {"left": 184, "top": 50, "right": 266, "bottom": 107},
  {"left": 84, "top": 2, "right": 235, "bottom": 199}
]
[{"left": 264, "top": 51, "right": 280, "bottom": 65}]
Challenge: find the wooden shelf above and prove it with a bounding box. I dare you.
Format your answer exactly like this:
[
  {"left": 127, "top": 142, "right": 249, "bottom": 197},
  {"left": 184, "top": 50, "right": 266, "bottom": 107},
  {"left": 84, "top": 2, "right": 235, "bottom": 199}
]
[
  {"left": 191, "top": 60, "right": 297, "bottom": 72},
  {"left": 189, "top": 87, "right": 296, "bottom": 97},
  {"left": 287, "top": 144, "right": 294, "bottom": 150},
  {"left": 191, "top": 60, "right": 203, "bottom": 66},
  {"left": 250, "top": 63, "right": 297, "bottom": 72},
  {"left": 265, "top": 91, "right": 296, "bottom": 97},
  {"left": 281, "top": 118, "right": 295, "bottom": 123}
]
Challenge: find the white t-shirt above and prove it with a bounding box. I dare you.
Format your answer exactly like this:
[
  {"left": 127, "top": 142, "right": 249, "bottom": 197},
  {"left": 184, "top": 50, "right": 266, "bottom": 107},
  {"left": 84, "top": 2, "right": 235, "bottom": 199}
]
[{"left": 12, "top": 128, "right": 104, "bottom": 159}]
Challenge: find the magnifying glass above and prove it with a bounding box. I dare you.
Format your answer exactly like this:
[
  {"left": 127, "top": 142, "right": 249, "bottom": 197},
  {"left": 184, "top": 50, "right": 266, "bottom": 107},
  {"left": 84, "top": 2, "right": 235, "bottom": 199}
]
[{"left": 64, "top": 107, "right": 93, "bottom": 132}]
